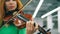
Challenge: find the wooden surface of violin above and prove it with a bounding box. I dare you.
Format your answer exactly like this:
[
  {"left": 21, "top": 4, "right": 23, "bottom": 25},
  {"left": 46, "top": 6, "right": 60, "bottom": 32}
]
[{"left": 3, "top": 13, "right": 32, "bottom": 29}]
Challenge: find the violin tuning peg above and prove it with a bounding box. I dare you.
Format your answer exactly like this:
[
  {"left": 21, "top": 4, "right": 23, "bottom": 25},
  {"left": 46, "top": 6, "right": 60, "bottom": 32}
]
[
  {"left": 47, "top": 29, "right": 51, "bottom": 32},
  {"left": 42, "top": 25, "right": 46, "bottom": 28}
]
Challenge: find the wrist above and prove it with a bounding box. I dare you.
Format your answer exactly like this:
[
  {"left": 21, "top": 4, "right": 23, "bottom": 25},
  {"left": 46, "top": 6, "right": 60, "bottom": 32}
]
[{"left": 27, "top": 30, "right": 33, "bottom": 34}]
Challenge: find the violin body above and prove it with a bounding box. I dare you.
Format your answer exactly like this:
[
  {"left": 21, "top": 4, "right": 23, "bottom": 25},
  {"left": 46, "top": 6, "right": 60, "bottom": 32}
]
[
  {"left": 3, "top": 15, "right": 12, "bottom": 22},
  {"left": 3, "top": 11, "right": 32, "bottom": 29}
]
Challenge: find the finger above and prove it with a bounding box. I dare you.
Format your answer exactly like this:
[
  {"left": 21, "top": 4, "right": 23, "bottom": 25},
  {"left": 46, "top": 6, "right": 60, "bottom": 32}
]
[
  {"left": 27, "top": 21, "right": 34, "bottom": 31},
  {"left": 26, "top": 21, "right": 31, "bottom": 30},
  {"left": 27, "top": 21, "right": 34, "bottom": 30},
  {"left": 31, "top": 18, "right": 34, "bottom": 21}
]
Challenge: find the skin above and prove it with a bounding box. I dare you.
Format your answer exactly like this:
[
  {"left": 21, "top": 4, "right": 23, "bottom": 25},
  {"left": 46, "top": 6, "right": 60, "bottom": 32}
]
[
  {"left": 5, "top": 0, "right": 17, "bottom": 11},
  {"left": 5, "top": 0, "right": 38, "bottom": 34}
]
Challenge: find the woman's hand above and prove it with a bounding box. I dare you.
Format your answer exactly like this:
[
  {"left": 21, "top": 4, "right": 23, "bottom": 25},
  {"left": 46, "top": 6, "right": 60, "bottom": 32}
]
[
  {"left": 26, "top": 19, "right": 38, "bottom": 34},
  {"left": 13, "top": 18, "right": 23, "bottom": 26}
]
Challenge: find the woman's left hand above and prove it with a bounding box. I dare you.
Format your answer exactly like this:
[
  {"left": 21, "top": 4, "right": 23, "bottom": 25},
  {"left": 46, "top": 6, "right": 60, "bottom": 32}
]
[{"left": 26, "top": 19, "right": 38, "bottom": 34}]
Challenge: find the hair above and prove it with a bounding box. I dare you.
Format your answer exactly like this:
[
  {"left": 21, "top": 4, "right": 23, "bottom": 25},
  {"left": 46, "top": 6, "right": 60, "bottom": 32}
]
[{"left": 0, "top": 0, "right": 23, "bottom": 24}]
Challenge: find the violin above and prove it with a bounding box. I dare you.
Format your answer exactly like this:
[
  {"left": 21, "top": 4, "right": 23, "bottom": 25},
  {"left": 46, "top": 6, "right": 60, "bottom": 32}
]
[{"left": 3, "top": 12, "right": 51, "bottom": 34}]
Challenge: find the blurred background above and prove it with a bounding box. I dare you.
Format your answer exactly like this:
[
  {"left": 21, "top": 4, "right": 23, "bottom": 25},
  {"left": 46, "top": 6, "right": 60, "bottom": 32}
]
[{"left": 21, "top": 0, "right": 60, "bottom": 34}]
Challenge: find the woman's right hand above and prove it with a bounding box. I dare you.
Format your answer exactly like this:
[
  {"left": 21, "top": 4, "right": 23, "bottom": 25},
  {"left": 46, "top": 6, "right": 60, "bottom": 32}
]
[{"left": 13, "top": 18, "right": 22, "bottom": 26}]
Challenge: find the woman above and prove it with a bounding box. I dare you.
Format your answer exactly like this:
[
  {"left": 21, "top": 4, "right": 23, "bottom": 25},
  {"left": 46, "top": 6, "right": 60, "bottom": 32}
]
[{"left": 0, "top": 0, "right": 38, "bottom": 34}]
